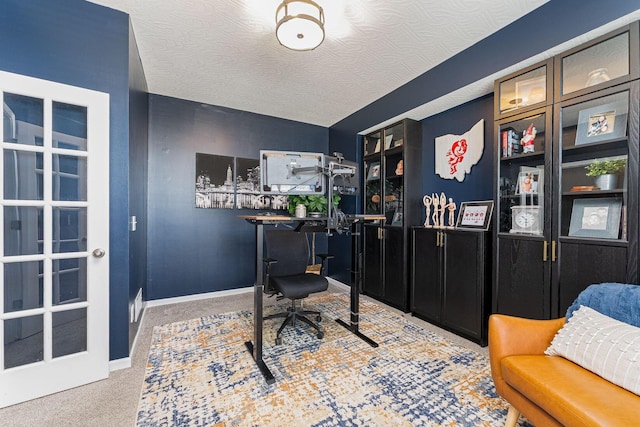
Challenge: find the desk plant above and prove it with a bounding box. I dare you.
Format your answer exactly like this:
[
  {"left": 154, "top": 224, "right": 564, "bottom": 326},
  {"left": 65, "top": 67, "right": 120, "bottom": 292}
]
[
  {"left": 585, "top": 159, "right": 626, "bottom": 190},
  {"left": 287, "top": 194, "right": 341, "bottom": 216}
]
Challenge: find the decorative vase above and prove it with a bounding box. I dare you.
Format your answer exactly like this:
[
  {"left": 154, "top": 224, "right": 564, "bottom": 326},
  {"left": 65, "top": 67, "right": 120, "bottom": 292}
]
[
  {"left": 585, "top": 68, "right": 611, "bottom": 87},
  {"left": 595, "top": 174, "right": 617, "bottom": 190}
]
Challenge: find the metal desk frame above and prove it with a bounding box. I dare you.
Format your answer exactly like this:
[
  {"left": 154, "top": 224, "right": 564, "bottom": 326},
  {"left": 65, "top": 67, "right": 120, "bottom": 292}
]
[{"left": 239, "top": 214, "right": 383, "bottom": 384}]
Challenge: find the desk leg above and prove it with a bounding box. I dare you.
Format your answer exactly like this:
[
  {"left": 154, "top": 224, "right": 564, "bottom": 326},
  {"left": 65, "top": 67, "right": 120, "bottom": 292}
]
[
  {"left": 335, "top": 221, "right": 379, "bottom": 348},
  {"left": 244, "top": 221, "right": 275, "bottom": 384}
]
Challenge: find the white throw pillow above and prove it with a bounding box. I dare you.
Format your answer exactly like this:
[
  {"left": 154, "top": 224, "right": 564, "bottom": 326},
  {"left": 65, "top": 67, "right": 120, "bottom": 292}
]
[{"left": 545, "top": 305, "right": 640, "bottom": 396}]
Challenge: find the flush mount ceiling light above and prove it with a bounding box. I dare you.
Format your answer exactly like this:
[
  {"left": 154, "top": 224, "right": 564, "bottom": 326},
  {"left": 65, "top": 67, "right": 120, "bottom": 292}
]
[{"left": 275, "top": 0, "right": 325, "bottom": 51}]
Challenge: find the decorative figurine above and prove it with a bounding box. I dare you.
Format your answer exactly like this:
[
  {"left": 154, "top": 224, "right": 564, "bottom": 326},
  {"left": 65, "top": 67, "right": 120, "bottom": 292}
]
[
  {"left": 423, "top": 194, "right": 432, "bottom": 227},
  {"left": 439, "top": 192, "right": 447, "bottom": 229},
  {"left": 446, "top": 198, "right": 456, "bottom": 229},
  {"left": 432, "top": 193, "right": 440, "bottom": 228},
  {"left": 521, "top": 123, "right": 537, "bottom": 154},
  {"left": 395, "top": 159, "right": 404, "bottom": 176}
]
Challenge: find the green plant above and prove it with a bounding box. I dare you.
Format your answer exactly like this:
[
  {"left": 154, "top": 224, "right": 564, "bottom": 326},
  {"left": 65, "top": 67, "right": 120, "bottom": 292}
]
[
  {"left": 585, "top": 159, "right": 626, "bottom": 177},
  {"left": 287, "top": 194, "right": 341, "bottom": 215}
]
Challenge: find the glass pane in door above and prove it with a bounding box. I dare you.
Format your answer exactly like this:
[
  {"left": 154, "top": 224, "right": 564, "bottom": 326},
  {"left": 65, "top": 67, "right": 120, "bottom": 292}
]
[
  {"left": 52, "top": 308, "right": 87, "bottom": 358},
  {"left": 52, "top": 207, "right": 87, "bottom": 253},
  {"left": 52, "top": 102, "right": 87, "bottom": 151},
  {"left": 52, "top": 155, "right": 87, "bottom": 201},
  {"left": 3, "top": 206, "right": 44, "bottom": 256},
  {"left": 3, "top": 150, "right": 44, "bottom": 200},
  {"left": 52, "top": 258, "right": 87, "bottom": 305},
  {"left": 3, "top": 315, "right": 44, "bottom": 369},
  {"left": 3, "top": 261, "right": 43, "bottom": 313},
  {"left": 3, "top": 93, "right": 43, "bottom": 146}
]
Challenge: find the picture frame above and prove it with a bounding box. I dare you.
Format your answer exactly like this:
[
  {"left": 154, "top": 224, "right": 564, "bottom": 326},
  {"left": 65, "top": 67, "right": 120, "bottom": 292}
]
[
  {"left": 575, "top": 98, "right": 628, "bottom": 145},
  {"left": 455, "top": 200, "right": 494, "bottom": 231},
  {"left": 384, "top": 134, "right": 393, "bottom": 149},
  {"left": 515, "top": 75, "right": 546, "bottom": 107},
  {"left": 391, "top": 210, "right": 403, "bottom": 226},
  {"left": 367, "top": 162, "right": 380, "bottom": 181},
  {"left": 568, "top": 197, "right": 622, "bottom": 239},
  {"left": 515, "top": 168, "right": 543, "bottom": 195}
]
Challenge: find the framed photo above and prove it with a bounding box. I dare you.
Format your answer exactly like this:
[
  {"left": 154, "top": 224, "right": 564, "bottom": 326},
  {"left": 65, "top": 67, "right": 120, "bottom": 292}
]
[
  {"left": 515, "top": 168, "right": 543, "bottom": 195},
  {"left": 515, "top": 75, "right": 546, "bottom": 107},
  {"left": 384, "top": 134, "right": 393, "bottom": 149},
  {"left": 575, "top": 99, "right": 628, "bottom": 145},
  {"left": 195, "top": 153, "right": 235, "bottom": 209},
  {"left": 391, "top": 210, "right": 403, "bottom": 226},
  {"left": 568, "top": 197, "right": 622, "bottom": 239},
  {"left": 367, "top": 162, "right": 380, "bottom": 181},
  {"left": 455, "top": 200, "right": 494, "bottom": 231}
]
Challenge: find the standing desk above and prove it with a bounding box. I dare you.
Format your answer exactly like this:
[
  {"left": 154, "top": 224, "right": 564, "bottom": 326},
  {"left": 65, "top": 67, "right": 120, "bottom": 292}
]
[{"left": 238, "top": 214, "right": 385, "bottom": 384}]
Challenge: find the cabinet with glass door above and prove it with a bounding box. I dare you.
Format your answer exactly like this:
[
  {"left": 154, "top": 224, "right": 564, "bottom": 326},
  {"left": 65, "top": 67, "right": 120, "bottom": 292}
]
[
  {"left": 493, "top": 22, "right": 640, "bottom": 319},
  {"left": 362, "top": 119, "right": 421, "bottom": 311}
]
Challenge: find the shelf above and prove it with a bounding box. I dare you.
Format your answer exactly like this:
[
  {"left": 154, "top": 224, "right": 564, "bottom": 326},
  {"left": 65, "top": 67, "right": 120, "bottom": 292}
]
[
  {"left": 558, "top": 235, "right": 628, "bottom": 246},
  {"left": 500, "top": 152, "right": 544, "bottom": 162},
  {"left": 562, "top": 189, "right": 625, "bottom": 196}
]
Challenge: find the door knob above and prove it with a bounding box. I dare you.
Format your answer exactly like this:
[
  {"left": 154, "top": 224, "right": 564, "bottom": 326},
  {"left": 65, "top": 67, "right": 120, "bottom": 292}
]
[{"left": 92, "top": 248, "right": 106, "bottom": 258}]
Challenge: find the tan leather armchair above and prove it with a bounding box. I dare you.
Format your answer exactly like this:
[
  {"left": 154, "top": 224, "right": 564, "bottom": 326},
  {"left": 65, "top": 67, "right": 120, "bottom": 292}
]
[
  {"left": 489, "top": 313, "right": 640, "bottom": 427},
  {"left": 488, "top": 314, "right": 565, "bottom": 427}
]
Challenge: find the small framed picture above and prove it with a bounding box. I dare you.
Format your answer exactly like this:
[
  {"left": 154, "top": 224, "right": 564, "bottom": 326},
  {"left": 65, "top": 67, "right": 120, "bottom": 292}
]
[
  {"left": 455, "top": 200, "right": 494, "bottom": 231},
  {"left": 367, "top": 162, "right": 380, "bottom": 181},
  {"left": 575, "top": 99, "right": 628, "bottom": 145},
  {"left": 515, "top": 169, "right": 543, "bottom": 195},
  {"left": 391, "top": 210, "right": 403, "bottom": 226},
  {"left": 568, "top": 197, "right": 622, "bottom": 239},
  {"left": 515, "top": 75, "right": 546, "bottom": 107},
  {"left": 384, "top": 134, "right": 393, "bottom": 149}
]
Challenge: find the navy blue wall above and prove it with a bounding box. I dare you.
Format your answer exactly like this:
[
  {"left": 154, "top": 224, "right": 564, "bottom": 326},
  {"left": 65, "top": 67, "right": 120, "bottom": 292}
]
[
  {"left": 421, "top": 94, "right": 494, "bottom": 220},
  {"left": 128, "top": 22, "right": 149, "bottom": 348},
  {"left": 146, "top": 95, "right": 328, "bottom": 300},
  {"left": 1, "top": 0, "right": 132, "bottom": 360}
]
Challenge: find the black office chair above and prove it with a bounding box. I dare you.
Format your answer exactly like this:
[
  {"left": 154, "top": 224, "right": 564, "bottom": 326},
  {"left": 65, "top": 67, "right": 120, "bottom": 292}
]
[{"left": 264, "top": 229, "right": 331, "bottom": 345}]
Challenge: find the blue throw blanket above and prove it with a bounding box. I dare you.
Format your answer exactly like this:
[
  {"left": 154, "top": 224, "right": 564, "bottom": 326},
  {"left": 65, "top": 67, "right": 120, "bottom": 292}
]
[{"left": 566, "top": 282, "right": 640, "bottom": 328}]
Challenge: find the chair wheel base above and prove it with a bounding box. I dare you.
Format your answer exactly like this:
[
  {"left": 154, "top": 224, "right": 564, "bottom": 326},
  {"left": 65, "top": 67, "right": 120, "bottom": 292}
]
[
  {"left": 316, "top": 315, "right": 322, "bottom": 322},
  {"left": 317, "top": 331, "right": 324, "bottom": 339},
  {"left": 275, "top": 337, "right": 283, "bottom": 345}
]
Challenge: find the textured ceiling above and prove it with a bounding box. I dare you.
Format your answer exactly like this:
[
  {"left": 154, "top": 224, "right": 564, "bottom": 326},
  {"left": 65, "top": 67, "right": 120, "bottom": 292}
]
[{"left": 87, "top": 0, "right": 552, "bottom": 128}]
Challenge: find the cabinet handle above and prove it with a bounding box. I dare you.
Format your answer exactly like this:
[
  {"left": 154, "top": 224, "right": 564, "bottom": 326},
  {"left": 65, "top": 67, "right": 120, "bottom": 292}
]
[
  {"left": 543, "top": 240, "right": 548, "bottom": 261},
  {"left": 552, "top": 240, "right": 557, "bottom": 262},
  {"left": 437, "top": 231, "right": 441, "bottom": 247},
  {"left": 378, "top": 227, "right": 383, "bottom": 240}
]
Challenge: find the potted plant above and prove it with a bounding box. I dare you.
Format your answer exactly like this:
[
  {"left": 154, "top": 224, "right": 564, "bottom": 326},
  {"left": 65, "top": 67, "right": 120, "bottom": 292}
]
[
  {"left": 286, "top": 194, "right": 341, "bottom": 216},
  {"left": 585, "top": 159, "right": 626, "bottom": 190}
]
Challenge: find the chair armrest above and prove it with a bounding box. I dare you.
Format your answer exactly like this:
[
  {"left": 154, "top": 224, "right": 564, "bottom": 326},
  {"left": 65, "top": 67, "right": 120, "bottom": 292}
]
[
  {"left": 315, "top": 254, "right": 334, "bottom": 261},
  {"left": 488, "top": 314, "right": 565, "bottom": 394},
  {"left": 263, "top": 257, "right": 278, "bottom": 266}
]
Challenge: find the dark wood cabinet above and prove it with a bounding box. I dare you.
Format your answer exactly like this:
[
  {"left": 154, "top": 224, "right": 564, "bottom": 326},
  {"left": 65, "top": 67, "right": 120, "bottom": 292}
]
[
  {"left": 493, "top": 22, "right": 640, "bottom": 319},
  {"left": 361, "top": 119, "right": 422, "bottom": 312},
  {"left": 411, "top": 227, "right": 491, "bottom": 345}
]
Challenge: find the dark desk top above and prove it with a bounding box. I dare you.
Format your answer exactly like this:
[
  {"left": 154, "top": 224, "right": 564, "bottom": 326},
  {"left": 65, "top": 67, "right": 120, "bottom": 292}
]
[{"left": 238, "top": 214, "right": 386, "bottom": 223}]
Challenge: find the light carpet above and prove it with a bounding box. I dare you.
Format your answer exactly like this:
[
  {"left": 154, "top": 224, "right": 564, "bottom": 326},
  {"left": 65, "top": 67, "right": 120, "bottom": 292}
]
[{"left": 136, "top": 293, "right": 530, "bottom": 426}]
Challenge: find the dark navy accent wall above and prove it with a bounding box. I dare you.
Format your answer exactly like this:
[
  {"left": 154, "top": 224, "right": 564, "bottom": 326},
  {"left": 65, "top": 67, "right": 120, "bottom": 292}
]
[
  {"left": 1, "top": 0, "right": 132, "bottom": 360},
  {"left": 146, "top": 95, "right": 328, "bottom": 300},
  {"left": 128, "top": 21, "right": 149, "bottom": 349},
  {"left": 421, "top": 94, "right": 494, "bottom": 219}
]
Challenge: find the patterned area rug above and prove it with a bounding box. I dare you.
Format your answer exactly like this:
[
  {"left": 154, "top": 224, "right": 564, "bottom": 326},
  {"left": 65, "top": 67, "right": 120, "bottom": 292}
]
[{"left": 136, "top": 293, "right": 531, "bottom": 426}]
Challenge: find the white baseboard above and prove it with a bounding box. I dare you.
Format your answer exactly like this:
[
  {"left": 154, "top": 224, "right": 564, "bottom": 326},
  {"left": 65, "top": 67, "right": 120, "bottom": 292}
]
[
  {"left": 144, "top": 286, "right": 253, "bottom": 309},
  {"left": 109, "top": 357, "right": 131, "bottom": 371}
]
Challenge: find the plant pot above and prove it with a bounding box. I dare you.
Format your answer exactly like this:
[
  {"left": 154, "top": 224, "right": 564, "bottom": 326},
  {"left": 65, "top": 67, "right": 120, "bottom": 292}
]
[{"left": 595, "top": 174, "right": 617, "bottom": 190}]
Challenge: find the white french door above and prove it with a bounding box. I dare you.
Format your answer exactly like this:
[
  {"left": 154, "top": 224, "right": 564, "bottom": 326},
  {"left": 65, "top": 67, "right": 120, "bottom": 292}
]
[{"left": 0, "top": 71, "right": 109, "bottom": 408}]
